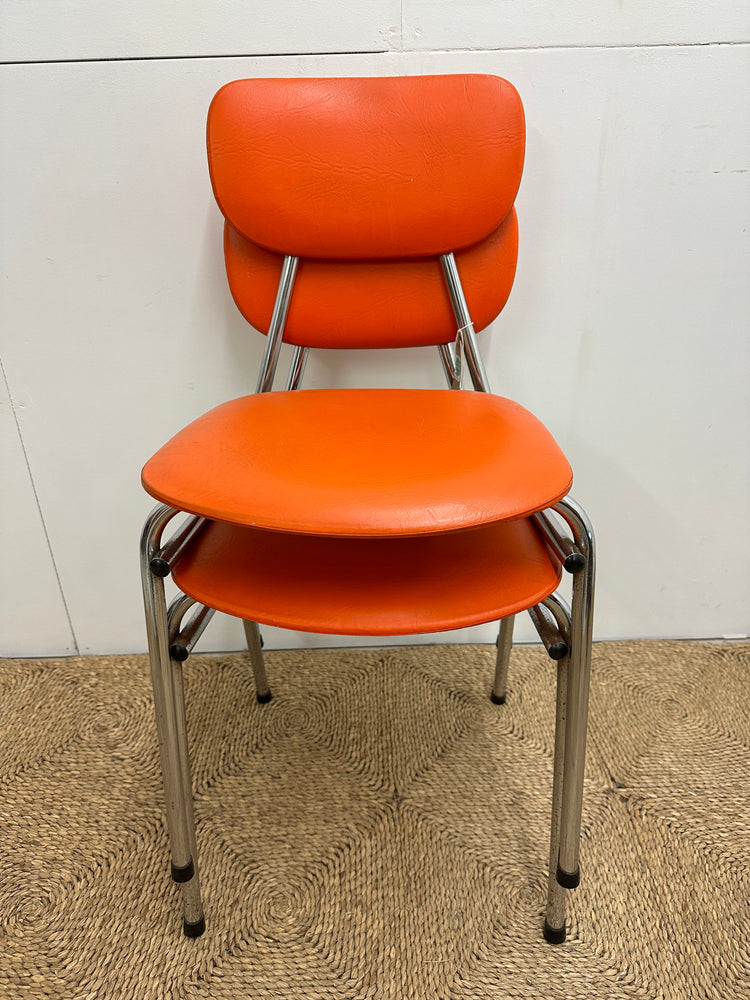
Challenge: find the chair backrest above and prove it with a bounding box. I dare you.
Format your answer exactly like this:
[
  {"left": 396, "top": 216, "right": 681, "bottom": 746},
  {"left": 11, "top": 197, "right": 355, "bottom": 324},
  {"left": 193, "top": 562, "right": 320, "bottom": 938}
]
[{"left": 207, "top": 75, "right": 525, "bottom": 349}]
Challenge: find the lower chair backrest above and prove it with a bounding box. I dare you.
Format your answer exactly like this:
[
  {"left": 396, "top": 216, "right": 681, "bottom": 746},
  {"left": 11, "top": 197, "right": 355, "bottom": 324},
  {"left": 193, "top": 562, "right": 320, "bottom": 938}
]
[{"left": 207, "top": 75, "right": 525, "bottom": 349}]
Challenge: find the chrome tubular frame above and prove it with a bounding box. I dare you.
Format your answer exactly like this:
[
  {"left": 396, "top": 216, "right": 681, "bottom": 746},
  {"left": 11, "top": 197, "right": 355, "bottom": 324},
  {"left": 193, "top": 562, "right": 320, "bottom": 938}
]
[
  {"left": 256, "top": 255, "right": 299, "bottom": 393},
  {"left": 441, "top": 250, "right": 522, "bottom": 705},
  {"left": 150, "top": 514, "right": 207, "bottom": 577},
  {"left": 551, "top": 496, "right": 596, "bottom": 889},
  {"left": 492, "top": 580, "right": 577, "bottom": 943},
  {"left": 437, "top": 343, "right": 459, "bottom": 389},
  {"left": 169, "top": 596, "right": 216, "bottom": 662},
  {"left": 138, "top": 228, "right": 594, "bottom": 945},
  {"left": 168, "top": 593, "right": 197, "bottom": 648},
  {"left": 491, "top": 615, "right": 514, "bottom": 704},
  {"left": 545, "top": 647, "right": 570, "bottom": 942},
  {"left": 542, "top": 591, "right": 572, "bottom": 646},
  {"left": 140, "top": 503, "right": 205, "bottom": 935},
  {"left": 242, "top": 619, "right": 271, "bottom": 703},
  {"left": 285, "top": 344, "right": 309, "bottom": 390},
  {"left": 533, "top": 510, "right": 585, "bottom": 575},
  {"left": 528, "top": 602, "right": 568, "bottom": 660},
  {"left": 540, "top": 591, "right": 572, "bottom": 938},
  {"left": 167, "top": 635, "right": 202, "bottom": 930},
  {"left": 439, "top": 252, "right": 491, "bottom": 393}
]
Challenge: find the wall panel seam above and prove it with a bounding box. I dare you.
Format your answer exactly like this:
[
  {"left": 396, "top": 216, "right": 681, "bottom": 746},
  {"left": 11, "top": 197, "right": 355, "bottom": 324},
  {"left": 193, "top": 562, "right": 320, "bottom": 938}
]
[
  {"left": 1, "top": 38, "right": 747, "bottom": 68},
  {"left": 0, "top": 49, "right": 388, "bottom": 68},
  {"left": 397, "top": 39, "right": 749, "bottom": 55},
  {"left": 0, "top": 358, "right": 80, "bottom": 654}
]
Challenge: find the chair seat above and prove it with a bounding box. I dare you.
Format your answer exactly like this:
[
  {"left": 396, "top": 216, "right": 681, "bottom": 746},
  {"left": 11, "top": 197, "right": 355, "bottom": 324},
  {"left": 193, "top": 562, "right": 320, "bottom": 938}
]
[
  {"left": 142, "top": 389, "right": 572, "bottom": 537},
  {"left": 172, "top": 516, "right": 561, "bottom": 635}
]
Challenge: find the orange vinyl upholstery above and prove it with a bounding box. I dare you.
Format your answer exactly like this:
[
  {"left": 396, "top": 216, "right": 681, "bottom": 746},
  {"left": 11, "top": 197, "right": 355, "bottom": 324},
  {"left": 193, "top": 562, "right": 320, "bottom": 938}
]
[
  {"left": 142, "top": 389, "right": 572, "bottom": 536},
  {"left": 207, "top": 75, "right": 525, "bottom": 259},
  {"left": 223, "top": 211, "right": 519, "bottom": 349},
  {"left": 171, "top": 518, "right": 561, "bottom": 636}
]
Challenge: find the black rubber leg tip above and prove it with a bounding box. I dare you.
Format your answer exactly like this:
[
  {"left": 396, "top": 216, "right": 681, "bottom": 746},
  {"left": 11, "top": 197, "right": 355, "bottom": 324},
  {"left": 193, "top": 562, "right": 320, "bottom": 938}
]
[
  {"left": 490, "top": 691, "right": 506, "bottom": 705},
  {"left": 557, "top": 863, "right": 580, "bottom": 889},
  {"left": 183, "top": 916, "right": 206, "bottom": 938},
  {"left": 171, "top": 857, "right": 195, "bottom": 884},
  {"left": 543, "top": 920, "right": 566, "bottom": 945},
  {"left": 257, "top": 691, "right": 272, "bottom": 704}
]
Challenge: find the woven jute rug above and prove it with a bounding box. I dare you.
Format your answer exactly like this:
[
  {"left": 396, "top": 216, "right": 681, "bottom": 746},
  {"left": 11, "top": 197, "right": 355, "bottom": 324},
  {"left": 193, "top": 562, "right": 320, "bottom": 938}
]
[{"left": 1, "top": 640, "right": 748, "bottom": 998}]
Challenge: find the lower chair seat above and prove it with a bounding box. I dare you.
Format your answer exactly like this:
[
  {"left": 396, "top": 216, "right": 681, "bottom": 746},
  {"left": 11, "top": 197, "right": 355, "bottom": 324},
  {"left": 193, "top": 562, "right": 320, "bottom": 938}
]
[
  {"left": 142, "top": 389, "right": 572, "bottom": 536},
  {"left": 172, "top": 516, "right": 561, "bottom": 635}
]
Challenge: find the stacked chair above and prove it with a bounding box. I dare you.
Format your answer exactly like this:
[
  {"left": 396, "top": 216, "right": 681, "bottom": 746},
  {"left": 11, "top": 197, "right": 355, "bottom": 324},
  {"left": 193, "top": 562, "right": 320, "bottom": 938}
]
[{"left": 139, "top": 74, "right": 595, "bottom": 944}]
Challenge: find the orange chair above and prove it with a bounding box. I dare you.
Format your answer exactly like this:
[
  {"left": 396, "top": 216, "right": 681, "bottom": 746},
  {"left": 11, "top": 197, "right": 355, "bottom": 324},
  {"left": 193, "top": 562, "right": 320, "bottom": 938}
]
[{"left": 139, "top": 75, "right": 595, "bottom": 945}]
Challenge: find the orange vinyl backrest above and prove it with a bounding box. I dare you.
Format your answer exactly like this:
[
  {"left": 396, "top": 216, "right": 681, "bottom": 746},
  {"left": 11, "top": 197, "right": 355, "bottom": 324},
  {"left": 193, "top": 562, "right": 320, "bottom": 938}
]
[
  {"left": 207, "top": 75, "right": 525, "bottom": 348},
  {"left": 223, "top": 212, "right": 519, "bottom": 349}
]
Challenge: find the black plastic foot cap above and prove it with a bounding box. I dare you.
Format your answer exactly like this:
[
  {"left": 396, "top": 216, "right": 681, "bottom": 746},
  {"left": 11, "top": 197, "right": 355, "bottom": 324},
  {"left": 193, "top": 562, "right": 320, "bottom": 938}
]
[
  {"left": 183, "top": 915, "right": 206, "bottom": 938},
  {"left": 257, "top": 691, "right": 272, "bottom": 704},
  {"left": 563, "top": 552, "right": 586, "bottom": 574},
  {"left": 149, "top": 557, "right": 171, "bottom": 578},
  {"left": 557, "top": 863, "right": 580, "bottom": 889},
  {"left": 543, "top": 920, "right": 566, "bottom": 944},
  {"left": 490, "top": 691, "right": 506, "bottom": 705},
  {"left": 548, "top": 641, "right": 568, "bottom": 661},
  {"left": 171, "top": 857, "right": 195, "bottom": 884},
  {"left": 169, "top": 643, "right": 189, "bottom": 662}
]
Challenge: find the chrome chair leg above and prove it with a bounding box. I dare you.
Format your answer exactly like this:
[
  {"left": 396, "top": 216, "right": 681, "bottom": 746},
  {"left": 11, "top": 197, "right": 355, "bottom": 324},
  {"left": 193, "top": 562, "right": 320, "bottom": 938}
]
[
  {"left": 491, "top": 614, "right": 514, "bottom": 704},
  {"left": 552, "top": 497, "right": 596, "bottom": 890},
  {"left": 242, "top": 619, "right": 271, "bottom": 703},
  {"left": 544, "top": 650, "right": 569, "bottom": 943},
  {"left": 169, "top": 649, "right": 204, "bottom": 936},
  {"left": 141, "top": 504, "right": 205, "bottom": 936},
  {"left": 522, "top": 588, "right": 573, "bottom": 942}
]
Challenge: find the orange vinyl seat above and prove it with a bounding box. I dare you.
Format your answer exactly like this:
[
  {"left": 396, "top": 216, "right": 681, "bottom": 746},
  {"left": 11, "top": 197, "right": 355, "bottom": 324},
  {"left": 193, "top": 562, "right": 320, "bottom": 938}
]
[
  {"left": 139, "top": 74, "right": 595, "bottom": 950},
  {"left": 142, "top": 389, "right": 572, "bottom": 536},
  {"left": 171, "top": 518, "right": 562, "bottom": 637}
]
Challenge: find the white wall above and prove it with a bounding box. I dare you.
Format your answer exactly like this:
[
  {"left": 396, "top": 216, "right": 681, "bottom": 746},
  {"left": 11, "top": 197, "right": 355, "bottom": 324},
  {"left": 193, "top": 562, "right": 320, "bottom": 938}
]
[{"left": 1, "top": 3, "right": 748, "bottom": 656}]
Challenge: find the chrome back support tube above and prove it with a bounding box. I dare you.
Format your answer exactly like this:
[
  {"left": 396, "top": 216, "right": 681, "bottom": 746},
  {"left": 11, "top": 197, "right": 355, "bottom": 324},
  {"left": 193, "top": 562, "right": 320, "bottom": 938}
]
[
  {"left": 440, "top": 252, "right": 491, "bottom": 392},
  {"left": 437, "top": 342, "right": 461, "bottom": 389},
  {"left": 285, "top": 344, "right": 309, "bottom": 390},
  {"left": 256, "top": 255, "right": 299, "bottom": 393}
]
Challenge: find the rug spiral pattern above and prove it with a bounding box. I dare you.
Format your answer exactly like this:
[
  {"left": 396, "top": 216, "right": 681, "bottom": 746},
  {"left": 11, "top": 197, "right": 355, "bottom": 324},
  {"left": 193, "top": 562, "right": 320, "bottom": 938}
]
[{"left": 0, "top": 640, "right": 748, "bottom": 998}]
